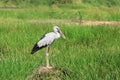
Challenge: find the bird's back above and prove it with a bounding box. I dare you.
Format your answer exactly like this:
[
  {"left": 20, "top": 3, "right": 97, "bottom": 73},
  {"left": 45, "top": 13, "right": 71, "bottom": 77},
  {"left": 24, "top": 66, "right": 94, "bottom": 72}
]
[{"left": 31, "top": 32, "right": 58, "bottom": 54}]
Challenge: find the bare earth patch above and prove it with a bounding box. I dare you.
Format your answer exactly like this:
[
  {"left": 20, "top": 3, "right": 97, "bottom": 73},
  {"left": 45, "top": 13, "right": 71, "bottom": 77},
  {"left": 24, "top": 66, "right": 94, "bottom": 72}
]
[
  {"left": 28, "top": 19, "right": 120, "bottom": 26},
  {"left": 79, "top": 20, "right": 120, "bottom": 26},
  {"left": 0, "top": 18, "right": 119, "bottom": 26}
]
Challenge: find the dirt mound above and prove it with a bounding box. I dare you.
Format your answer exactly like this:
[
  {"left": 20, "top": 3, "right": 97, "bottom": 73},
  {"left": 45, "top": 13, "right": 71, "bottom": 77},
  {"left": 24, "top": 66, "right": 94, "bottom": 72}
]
[{"left": 27, "top": 66, "right": 72, "bottom": 80}]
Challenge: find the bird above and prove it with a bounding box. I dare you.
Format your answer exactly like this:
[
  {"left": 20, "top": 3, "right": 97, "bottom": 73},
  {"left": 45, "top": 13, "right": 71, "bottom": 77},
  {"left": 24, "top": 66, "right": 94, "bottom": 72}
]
[{"left": 31, "top": 26, "right": 66, "bottom": 69}]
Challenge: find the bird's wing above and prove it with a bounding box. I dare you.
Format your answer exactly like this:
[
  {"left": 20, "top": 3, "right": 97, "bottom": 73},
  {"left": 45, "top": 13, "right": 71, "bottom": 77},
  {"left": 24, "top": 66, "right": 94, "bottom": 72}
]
[
  {"left": 31, "top": 34, "right": 47, "bottom": 54},
  {"left": 31, "top": 32, "right": 56, "bottom": 54},
  {"left": 31, "top": 43, "right": 43, "bottom": 54},
  {"left": 37, "top": 32, "right": 56, "bottom": 47}
]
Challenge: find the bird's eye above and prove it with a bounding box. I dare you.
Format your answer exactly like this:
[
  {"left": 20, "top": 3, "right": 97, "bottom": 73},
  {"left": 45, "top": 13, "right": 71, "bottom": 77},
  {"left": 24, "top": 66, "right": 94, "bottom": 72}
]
[
  {"left": 56, "top": 28, "right": 60, "bottom": 33},
  {"left": 58, "top": 30, "right": 60, "bottom": 33}
]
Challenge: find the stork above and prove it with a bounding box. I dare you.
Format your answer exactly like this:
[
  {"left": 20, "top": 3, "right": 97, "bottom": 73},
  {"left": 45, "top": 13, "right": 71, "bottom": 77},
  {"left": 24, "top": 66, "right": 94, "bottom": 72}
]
[{"left": 31, "top": 26, "right": 66, "bottom": 69}]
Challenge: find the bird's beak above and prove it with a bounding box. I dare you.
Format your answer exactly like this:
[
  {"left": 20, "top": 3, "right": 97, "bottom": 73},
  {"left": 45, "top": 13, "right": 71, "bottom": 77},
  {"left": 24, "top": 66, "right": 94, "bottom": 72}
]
[{"left": 60, "top": 31, "right": 66, "bottom": 39}]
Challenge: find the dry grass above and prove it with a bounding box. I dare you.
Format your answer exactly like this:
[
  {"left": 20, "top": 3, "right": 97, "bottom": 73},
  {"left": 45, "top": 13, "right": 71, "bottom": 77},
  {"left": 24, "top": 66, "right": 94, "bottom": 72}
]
[{"left": 27, "top": 66, "right": 72, "bottom": 80}]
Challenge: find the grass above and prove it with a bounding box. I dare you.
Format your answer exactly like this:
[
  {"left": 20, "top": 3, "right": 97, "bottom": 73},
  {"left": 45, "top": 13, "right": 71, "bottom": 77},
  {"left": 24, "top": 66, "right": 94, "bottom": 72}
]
[
  {"left": 0, "top": 5, "right": 120, "bottom": 21},
  {"left": 0, "top": 19, "right": 120, "bottom": 79},
  {"left": 0, "top": 2, "right": 120, "bottom": 79},
  {"left": 0, "top": 0, "right": 120, "bottom": 7}
]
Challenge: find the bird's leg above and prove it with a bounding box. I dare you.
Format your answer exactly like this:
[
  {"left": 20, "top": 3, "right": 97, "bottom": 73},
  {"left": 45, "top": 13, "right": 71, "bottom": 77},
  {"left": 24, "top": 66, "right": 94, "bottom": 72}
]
[
  {"left": 46, "top": 46, "right": 49, "bottom": 67},
  {"left": 46, "top": 46, "right": 52, "bottom": 69}
]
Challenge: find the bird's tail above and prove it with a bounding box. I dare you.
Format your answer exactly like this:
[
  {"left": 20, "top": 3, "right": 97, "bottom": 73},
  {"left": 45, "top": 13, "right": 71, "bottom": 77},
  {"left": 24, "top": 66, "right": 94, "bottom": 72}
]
[{"left": 31, "top": 43, "right": 40, "bottom": 54}]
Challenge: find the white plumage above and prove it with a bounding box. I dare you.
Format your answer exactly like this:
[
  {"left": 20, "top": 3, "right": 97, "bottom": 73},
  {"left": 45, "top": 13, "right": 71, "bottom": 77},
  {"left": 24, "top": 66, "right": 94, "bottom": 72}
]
[
  {"left": 37, "top": 32, "right": 60, "bottom": 47},
  {"left": 31, "top": 26, "right": 66, "bottom": 68}
]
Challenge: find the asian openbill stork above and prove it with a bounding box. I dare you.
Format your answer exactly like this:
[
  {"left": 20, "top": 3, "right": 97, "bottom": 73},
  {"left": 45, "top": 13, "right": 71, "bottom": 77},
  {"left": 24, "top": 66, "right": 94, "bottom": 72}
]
[{"left": 31, "top": 26, "right": 66, "bottom": 69}]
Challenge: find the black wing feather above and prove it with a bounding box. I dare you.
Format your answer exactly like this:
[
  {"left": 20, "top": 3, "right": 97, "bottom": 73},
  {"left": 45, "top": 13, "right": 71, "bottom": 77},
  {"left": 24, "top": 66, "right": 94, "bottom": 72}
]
[
  {"left": 31, "top": 43, "right": 48, "bottom": 54},
  {"left": 31, "top": 34, "right": 49, "bottom": 54},
  {"left": 31, "top": 43, "right": 39, "bottom": 54}
]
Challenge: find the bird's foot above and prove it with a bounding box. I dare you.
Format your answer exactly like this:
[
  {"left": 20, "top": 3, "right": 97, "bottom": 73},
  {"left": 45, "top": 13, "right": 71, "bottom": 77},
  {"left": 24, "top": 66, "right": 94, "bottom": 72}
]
[
  {"left": 43, "top": 66, "right": 53, "bottom": 70},
  {"left": 46, "top": 66, "right": 53, "bottom": 69}
]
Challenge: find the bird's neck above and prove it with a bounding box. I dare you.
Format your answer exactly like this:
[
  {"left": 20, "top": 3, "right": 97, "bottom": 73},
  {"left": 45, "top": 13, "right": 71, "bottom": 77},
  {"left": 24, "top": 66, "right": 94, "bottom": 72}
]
[{"left": 54, "top": 32, "right": 60, "bottom": 39}]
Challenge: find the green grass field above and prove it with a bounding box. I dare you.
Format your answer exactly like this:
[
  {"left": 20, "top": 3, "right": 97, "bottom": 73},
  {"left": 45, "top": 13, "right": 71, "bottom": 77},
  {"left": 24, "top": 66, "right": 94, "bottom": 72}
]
[
  {"left": 0, "top": 20, "right": 120, "bottom": 80},
  {"left": 0, "top": 6, "right": 120, "bottom": 21},
  {"left": 0, "top": 1, "right": 120, "bottom": 80}
]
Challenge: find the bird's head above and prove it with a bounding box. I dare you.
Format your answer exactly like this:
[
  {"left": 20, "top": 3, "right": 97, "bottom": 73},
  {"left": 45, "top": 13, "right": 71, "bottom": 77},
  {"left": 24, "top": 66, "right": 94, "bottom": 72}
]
[{"left": 53, "top": 26, "right": 66, "bottom": 39}]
